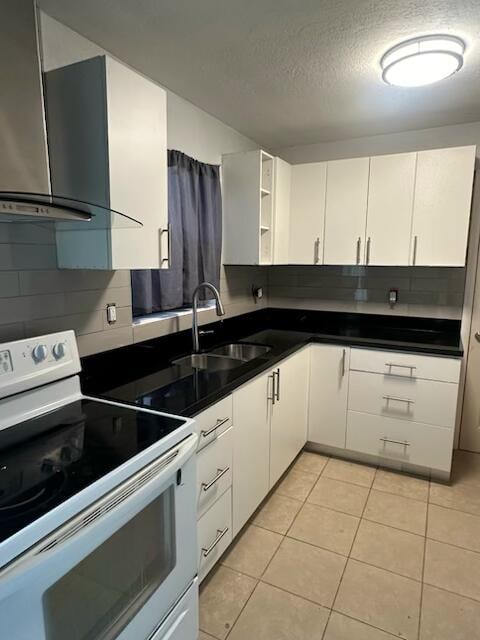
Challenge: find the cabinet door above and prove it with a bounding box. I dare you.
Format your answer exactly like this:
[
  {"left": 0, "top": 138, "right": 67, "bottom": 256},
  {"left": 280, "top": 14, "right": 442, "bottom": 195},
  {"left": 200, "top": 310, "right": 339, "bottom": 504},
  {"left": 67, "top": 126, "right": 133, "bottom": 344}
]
[
  {"left": 232, "top": 371, "right": 272, "bottom": 536},
  {"left": 411, "top": 146, "right": 475, "bottom": 266},
  {"left": 308, "top": 345, "right": 349, "bottom": 449},
  {"left": 366, "top": 153, "right": 416, "bottom": 266},
  {"left": 270, "top": 349, "right": 309, "bottom": 487},
  {"left": 289, "top": 162, "right": 327, "bottom": 264},
  {"left": 273, "top": 157, "right": 291, "bottom": 264},
  {"left": 324, "top": 157, "right": 369, "bottom": 265}
]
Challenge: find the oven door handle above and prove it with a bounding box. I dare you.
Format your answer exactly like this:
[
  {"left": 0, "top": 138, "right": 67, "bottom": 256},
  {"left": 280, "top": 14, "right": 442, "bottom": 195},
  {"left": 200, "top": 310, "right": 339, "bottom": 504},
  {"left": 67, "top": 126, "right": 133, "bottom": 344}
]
[{"left": 0, "top": 433, "right": 198, "bottom": 589}]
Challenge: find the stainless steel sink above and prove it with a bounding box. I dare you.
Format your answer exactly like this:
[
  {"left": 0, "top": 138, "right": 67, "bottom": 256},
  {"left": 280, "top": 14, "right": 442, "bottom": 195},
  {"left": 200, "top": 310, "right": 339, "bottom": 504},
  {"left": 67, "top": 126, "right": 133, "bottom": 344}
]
[
  {"left": 171, "top": 353, "right": 242, "bottom": 372},
  {"left": 207, "top": 343, "right": 271, "bottom": 362}
]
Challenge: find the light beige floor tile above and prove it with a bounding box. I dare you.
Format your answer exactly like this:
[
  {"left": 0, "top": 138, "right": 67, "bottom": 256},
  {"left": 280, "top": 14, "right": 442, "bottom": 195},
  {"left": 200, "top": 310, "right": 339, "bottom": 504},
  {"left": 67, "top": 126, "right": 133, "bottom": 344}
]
[
  {"left": 324, "top": 611, "right": 397, "bottom": 640},
  {"left": 424, "top": 539, "right": 480, "bottom": 602},
  {"left": 430, "top": 479, "right": 480, "bottom": 516},
  {"left": 227, "top": 581, "right": 329, "bottom": 640},
  {"left": 351, "top": 519, "right": 424, "bottom": 580},
  {"left": 221, "top": 524, "right": 282, "bottom": 578},
  {"left": 334, "top": 559, "right": 421, "bottom": 640},
  {"left": 276, "top": 469, "right": 318, "bottom": 501},
  {"left": 323, "top": 458, "right": 376, "bottom": 487},
  {"left": 307, "top": 476, "right": 369, "bottom": 516},
  {"left": 262, "top": 537, "right": 346, "bottom": 607},
  {"left": 420, "top": 584, "right": 480, "bottom": 640},
  {"left": 427, "top": 503, "right": 480, "bottom": 553},
  {"left": 199, "top": 633, "right": 216, "bottom": 640},
  {"left": 288, "top": 502, "right": 359, "bottom": 555},
  {"left": 293, "top": 451, "right": 329, "bottom": 475},
  {"left": 451, "top": 450, "right": 480, "bottom": 487},
  {"left": 252, "top": 493, "right": 302, "bottom": 535},
  {"left": 373, "top": 468, "right": 429, "bottom": 502},
  {"left": 199, "top": 566, "right": 257, "bottom": 639},
  {"left": 364, "top": 489, "right": 427, "bottom": 535}
]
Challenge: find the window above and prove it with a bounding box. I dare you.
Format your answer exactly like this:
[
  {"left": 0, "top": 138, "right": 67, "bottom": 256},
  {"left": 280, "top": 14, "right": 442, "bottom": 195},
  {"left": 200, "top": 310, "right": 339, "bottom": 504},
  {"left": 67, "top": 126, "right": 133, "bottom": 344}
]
[{"left": 131, "top": 150, "right": 222, "bottom": 317}]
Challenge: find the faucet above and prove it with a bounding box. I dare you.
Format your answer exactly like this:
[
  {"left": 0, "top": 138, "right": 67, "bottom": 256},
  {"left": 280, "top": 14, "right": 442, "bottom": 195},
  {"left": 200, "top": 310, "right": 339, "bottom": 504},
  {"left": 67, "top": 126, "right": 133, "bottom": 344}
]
[{"left": 192, "top": 282, "right": 225, "bottom": 353}]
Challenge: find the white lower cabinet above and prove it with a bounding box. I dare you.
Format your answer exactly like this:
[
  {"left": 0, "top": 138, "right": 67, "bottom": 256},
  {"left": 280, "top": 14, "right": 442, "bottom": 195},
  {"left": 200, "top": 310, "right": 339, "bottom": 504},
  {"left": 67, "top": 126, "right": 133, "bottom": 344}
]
[
  {"left": 196, "top": 427, "right": 233, "bottom": 518},
  {"left": 308, "top": 345, "right": 349, "bottom": 449},
  {"left": 197, "top": 489, "right": 232, "bottom": 581}
]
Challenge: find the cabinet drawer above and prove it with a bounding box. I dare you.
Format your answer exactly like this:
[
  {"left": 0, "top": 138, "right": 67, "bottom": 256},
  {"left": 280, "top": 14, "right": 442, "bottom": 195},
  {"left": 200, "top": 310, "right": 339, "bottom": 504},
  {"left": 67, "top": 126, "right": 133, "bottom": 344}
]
[
  {"left": 346, "top": 410, "right": 454, "bottom": 472},
  {"left": 350, "top": 348, "right": 461, "bottom": 383},
  {"left": 196, "top": 427, "right": 233, "bottom": 518},
  {"left": 348, "top": 371, "right": 458, "bottom": 429},
  {"left": 197, "top": 489, "right": 232, "bottom": 581},
  {"left": 194, "top": 396, "right": 233, "bottom": 451}
]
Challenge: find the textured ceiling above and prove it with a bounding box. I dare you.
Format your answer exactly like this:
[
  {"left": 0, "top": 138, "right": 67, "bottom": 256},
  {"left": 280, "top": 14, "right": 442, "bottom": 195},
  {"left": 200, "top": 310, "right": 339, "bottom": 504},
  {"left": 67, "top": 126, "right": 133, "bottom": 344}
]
[{"left": 38, "top": 0, "right": 480, "bottom": 148}]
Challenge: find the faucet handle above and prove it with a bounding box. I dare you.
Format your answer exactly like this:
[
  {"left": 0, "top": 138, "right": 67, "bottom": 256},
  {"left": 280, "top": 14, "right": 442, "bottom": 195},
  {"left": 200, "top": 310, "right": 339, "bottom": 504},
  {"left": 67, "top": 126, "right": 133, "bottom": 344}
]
[{"left": 199, "top": 329, "right": 215, "bottom": 336}]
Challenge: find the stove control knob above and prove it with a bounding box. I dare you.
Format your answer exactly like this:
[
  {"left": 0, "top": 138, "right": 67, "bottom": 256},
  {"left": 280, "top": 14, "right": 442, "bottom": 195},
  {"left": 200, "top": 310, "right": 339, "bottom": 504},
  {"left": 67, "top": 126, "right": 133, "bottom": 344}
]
[
  {"left": 53, "top": 342, "right": 66, "bottom": 360},
  {"left": 32, "top": 344, "right": 48, "bottom": 363}
]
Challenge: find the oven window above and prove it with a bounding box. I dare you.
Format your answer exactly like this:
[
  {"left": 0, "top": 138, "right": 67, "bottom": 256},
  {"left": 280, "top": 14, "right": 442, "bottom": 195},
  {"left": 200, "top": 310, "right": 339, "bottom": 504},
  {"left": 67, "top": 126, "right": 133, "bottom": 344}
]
[{"left": 43, "top": 486, "right": 176, "bottom": 640}]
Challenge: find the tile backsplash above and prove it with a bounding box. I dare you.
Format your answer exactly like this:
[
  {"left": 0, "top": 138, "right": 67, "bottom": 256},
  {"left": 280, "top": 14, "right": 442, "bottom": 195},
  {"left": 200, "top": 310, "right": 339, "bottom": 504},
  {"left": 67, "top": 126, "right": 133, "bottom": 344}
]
[
  {"left": 268, "top": 265, "right": 466, "bottom": 319},
  {"left": 0, "top": 222, "right": 465, "bottom": 355}
]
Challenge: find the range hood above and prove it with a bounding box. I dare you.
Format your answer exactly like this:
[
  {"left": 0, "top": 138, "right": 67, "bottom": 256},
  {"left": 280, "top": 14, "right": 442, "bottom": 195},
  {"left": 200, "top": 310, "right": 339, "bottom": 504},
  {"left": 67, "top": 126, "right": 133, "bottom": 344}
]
[{"left": 0, "top": 1, "right": 140, "bottom": 228}]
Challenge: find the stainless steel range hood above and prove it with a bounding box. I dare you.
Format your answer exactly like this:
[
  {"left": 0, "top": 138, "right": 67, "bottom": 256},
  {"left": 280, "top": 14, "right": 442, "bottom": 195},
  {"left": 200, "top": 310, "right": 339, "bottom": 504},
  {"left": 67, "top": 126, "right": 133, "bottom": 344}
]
[{"left": 0, "top": 0, "right": 140, "bottom": 227}]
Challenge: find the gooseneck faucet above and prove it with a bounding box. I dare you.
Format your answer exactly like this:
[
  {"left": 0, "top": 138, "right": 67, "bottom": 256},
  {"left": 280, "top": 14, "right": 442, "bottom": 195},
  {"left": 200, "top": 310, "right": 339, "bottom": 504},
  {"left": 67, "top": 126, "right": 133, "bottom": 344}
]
[{"left": 192, "top": 282, "right": 225, "bottom": 353}]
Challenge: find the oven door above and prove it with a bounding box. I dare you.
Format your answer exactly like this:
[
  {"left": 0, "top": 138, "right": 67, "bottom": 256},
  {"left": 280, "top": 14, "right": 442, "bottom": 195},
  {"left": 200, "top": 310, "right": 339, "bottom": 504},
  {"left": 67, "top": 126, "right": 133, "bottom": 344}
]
[{"left": 0, "top": 433, "right": 198, "bottom": 640}]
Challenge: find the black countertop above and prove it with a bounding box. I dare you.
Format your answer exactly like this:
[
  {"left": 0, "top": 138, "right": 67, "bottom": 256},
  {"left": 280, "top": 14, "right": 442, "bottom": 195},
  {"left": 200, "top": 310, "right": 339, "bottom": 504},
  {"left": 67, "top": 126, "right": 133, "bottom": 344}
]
[{"left": 81, "top": 308, "right": 463, "bottom": 418}]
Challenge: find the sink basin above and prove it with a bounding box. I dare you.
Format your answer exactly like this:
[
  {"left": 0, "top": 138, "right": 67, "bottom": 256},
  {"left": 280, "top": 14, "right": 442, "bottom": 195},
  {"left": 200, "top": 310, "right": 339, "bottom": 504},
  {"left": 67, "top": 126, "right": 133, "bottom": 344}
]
[
  {"left": 171, "top": 353, "right": 242, "bottom": 372},
  {"left": 207, "top": 343, "right": 271, "bottom": 362}
]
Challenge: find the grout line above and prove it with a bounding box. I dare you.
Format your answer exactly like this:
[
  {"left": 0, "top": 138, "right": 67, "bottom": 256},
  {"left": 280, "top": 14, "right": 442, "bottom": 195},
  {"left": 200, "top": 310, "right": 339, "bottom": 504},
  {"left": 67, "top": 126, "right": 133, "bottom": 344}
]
[
  {"left": 421, "top": 579, "right": 480, "bottom": 606},
  {"left": 417, "top": 480, "right": 430, "bottom": 640},
  {"left": 327, "top": 610, "right": 403, "bottom": 639},
  {"left": 322, "top": 465, "right": 378, "bottom": 639}
]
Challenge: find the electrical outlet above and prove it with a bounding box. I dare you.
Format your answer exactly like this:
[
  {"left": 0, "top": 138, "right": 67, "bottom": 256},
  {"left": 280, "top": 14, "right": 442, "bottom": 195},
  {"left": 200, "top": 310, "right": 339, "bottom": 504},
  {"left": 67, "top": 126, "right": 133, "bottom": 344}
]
[
  {"left": 106, "top": 303, "right": 117, "bottom": 324},
  {"left": 388, "top": 289, "right": 398, "bottom": 306}
]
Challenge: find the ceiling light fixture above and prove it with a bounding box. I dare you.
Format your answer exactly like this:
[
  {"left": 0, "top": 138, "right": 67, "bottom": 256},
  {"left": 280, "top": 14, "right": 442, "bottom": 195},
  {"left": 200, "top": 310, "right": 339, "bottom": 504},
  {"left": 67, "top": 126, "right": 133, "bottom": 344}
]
[{"left": 381, "top": 35, "right": 465, "bottom": 87}]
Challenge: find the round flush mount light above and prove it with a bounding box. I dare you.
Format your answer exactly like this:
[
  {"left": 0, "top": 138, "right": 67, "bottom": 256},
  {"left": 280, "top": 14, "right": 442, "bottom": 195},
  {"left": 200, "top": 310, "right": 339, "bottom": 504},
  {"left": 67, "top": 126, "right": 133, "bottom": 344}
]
[{"left": 381, "top": 35, "right": 465, "bottom": 87}]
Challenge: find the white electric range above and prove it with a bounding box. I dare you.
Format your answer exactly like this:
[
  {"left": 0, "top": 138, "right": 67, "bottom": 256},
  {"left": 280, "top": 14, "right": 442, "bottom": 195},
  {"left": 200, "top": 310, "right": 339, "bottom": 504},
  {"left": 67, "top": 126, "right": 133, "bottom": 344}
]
[{"left": 0, "top": 330, "right": 198, "bottom": 640}]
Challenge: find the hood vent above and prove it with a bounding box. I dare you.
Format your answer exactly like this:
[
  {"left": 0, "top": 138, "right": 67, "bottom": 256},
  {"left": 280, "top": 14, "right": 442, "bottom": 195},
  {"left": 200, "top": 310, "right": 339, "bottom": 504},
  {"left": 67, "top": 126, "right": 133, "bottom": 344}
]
[{"left": 0, "top": 1, "right": 141, "bottom": 228}]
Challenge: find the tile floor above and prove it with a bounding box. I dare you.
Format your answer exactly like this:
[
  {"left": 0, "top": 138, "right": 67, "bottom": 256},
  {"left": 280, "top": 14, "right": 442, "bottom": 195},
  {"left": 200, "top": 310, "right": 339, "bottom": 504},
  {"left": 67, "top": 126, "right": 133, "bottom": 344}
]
[{"left": 199, "top": 449, "right": 480, "bottom": 640}]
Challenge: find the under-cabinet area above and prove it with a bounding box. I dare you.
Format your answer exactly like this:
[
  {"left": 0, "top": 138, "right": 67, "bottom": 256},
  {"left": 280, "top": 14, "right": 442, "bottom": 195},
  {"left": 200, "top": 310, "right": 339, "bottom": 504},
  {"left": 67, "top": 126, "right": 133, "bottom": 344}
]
[{"left": 193, "top": 340, "right": 461, "bottom": 584}]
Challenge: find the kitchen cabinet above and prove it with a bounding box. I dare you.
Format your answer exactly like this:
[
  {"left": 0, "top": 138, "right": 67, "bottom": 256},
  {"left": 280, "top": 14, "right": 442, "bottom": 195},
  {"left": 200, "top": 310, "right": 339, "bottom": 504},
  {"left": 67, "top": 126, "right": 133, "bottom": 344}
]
[
  {"left": 45, "top": 55, "right": 168, "bottom": 270},
  {"left": 365, "top": 153, "right": 416, "bottom": 266},
  {"left": 269, "top": 348, "right": 309, "bottom": 486},
  {"left": 223, "top": 150, "right": 293, "bottom": 265},
  {"left": 308, "top": 345, "right": 349, "bottom": 449},
  {"left": 289, "top": 162, "right": 327, "bottom": 264},
  {"left": 232, "top": 370, "right": 271, "bottom": 536},
  {"left": 323, "top": 157, "right": 370, "bottom": 265},
  {"left": 410, "top": 146, "right": 475, "bottom": 266}
]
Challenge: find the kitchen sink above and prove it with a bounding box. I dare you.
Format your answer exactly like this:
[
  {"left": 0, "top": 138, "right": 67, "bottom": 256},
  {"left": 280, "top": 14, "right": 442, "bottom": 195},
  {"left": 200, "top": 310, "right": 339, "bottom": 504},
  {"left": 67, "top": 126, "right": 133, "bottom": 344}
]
[
  {"left": 171, "top": 353, "right": 242, "bottom": 372},
  {"left": 207, "top": 343, "right": 271, "bottom": 362}
]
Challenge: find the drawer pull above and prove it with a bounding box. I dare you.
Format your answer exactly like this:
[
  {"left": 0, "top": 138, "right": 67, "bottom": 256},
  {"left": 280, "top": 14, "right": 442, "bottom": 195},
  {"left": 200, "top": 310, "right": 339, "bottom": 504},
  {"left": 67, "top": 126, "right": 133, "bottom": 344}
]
[
  {"left": 201, "top": 417, "right": 230, "bottom": 438},
  {"left": 385, "top": 363, "right": 416, "bottom": 371},
  {"left": 202, "top": 527, "right": 229, "bottom": 557},
  {"left": 341, "top": 349, "right": 346, "bottom": 377},
  {"left": 379, "top": 437, "right": 411, "bottom": 447},
  {"left": 382, "top": 395, "right": 415, "bottom": 405},
  {"left": 202, "top": 466, "right": 230, "bottom": 492}
]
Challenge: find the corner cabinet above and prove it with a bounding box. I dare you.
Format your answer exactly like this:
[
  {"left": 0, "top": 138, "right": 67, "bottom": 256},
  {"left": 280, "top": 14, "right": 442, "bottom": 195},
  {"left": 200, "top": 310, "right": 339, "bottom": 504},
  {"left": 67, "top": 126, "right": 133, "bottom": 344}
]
[
  {"left": 45, "top": 55, "right": 169, "bottom": 270},
  {"left": 222, "top": 149, "right": 292, "bottom": 265}
]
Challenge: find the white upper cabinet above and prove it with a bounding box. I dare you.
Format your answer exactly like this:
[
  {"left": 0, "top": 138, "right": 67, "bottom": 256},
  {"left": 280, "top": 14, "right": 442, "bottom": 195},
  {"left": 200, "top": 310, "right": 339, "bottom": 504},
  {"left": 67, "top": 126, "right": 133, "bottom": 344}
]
[
  {"left": 273, "top": 157, "right": 292, "bottom": 264},
  {"left": 411, "top": 146, "right": 476, "bottom": 266},
  {"left": 289, "top": 162, "right": 327, "bottom": 264},
  {"left": 45, "top": 55, "right": 168, "bottom": 270},
  {"left": 365, "top": 152, "right": 416, "bottom": 266},
  {"left": 323, "top": 157, "right": 370, "bottom": 265}
]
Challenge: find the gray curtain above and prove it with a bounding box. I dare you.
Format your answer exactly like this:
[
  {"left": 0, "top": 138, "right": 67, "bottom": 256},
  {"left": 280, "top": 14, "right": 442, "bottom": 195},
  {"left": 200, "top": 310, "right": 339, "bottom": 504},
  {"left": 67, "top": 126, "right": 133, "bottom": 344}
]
[{"left": 132, "top": 150, "right": 222, "bottom": 315}]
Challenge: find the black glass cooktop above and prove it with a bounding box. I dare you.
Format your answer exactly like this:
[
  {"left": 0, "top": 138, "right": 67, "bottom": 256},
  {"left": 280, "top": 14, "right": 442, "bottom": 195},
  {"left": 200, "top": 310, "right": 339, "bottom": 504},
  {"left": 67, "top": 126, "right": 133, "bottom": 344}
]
[{"left": 0, "top": 399, "right": 185, "bottom": 543}]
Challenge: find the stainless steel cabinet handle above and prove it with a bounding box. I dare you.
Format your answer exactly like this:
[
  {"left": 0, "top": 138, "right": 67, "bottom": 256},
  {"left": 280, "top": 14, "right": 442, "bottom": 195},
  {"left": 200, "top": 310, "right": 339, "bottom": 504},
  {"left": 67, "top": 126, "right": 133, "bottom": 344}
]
[
  {"left": 366, "top": 237, "right": 371, "bottom": 265},
  {"left": 356, "top": 237, "right": 361, "bottom": 265},
  {"left": 383, "top": 395, "right": 415, "bottom": 405},
  {"left": 160, "top": 224, "right": 171, "bottom": 267},
  {"left": 385, "top": 363, "right": 416, "bottom": 371},
  {"left": 314, "top": 237, "right": 320, "bottom": 264},
  {"left": 379, "top": 437, "right": 411, "bottom": 447},
  {"left": 275, "top": 368, "right": 280, "bottom": 401},
  {"left": 202, "top": 527, "right": 229, "bottom": 557},
  {"left": 201, "top": 417, "right": 230, "bottom": 439},
  {"left": 268, "top": 373, "right": 276, "bottom": 405},
  {"left": 412, "top": 235, "right": 418, "bottom": 266},
  {"left": 341, "top": 349, "right": 346, "bottom": 377},
  {"left": 202, "top": 467, "right": 230, "bottom": 492},
  {"left": 475, "top": 332, "right": 480, "bottom": 343}
]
